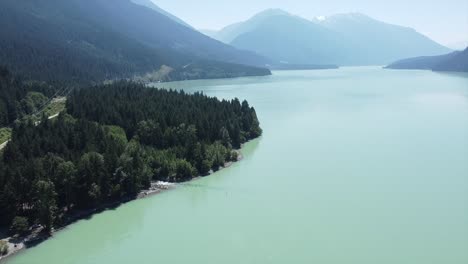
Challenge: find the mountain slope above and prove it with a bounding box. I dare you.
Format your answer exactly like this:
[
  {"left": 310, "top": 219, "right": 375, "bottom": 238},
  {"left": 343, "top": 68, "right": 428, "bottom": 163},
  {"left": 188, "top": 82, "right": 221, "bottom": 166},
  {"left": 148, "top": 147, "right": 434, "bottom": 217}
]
[
  {"left": 0, "top": 0, "right": 168, "bottom": 84},
  {"left": 0, "top": 0, "right": 270, "bottom": 84},
  {"left": 212, "top": 9, "right": 451, "bottom": 66},
  {"left": 211, "top": 9, "right": 291, "bottom": 44},
  {"left": 81, "top": 0, "right": 269, "bottom": 67},
  {"left": 386, "top": 48, "right": 468, "bottom": 72},
  {"left": 130, "top": 0, "right": 193, "bottom": 28}
]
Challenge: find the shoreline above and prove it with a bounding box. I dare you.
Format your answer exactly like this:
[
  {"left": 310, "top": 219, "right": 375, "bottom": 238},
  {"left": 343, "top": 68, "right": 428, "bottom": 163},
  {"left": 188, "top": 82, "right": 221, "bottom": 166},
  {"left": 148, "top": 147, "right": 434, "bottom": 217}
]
[{"left": 0, "top": 149, "right": 244, "bottom": 262}]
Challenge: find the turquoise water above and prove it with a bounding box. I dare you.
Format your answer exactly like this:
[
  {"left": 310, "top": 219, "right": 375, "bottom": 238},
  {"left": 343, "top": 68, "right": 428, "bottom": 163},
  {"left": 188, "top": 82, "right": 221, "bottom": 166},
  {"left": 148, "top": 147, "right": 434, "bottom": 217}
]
[{"left": 6, "top": 67, "right": 468, "bottom": 264}]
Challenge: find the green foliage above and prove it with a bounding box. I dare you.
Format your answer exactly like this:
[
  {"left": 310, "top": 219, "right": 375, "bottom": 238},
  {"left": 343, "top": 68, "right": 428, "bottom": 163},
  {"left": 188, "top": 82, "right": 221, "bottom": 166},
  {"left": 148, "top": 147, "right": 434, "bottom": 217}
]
[
  {"left": 77, "top": 153, "right": 106, "bottom": 208},
  {"left": 104, "top": 126, "right": 128, "bottom": 144},
  {"left": 0, "top": 67, "right": 60, "bottom": 127},
  {"left": 19, "top": 92, "right": 48, "bottom": 116},
  {"left": 67, "top": 82, "right": 262, "bottom": 145},
  {"left": 231, "top": 151, "right": 239, "bottom": 161},
  {"left": 0, "top": 81, "right": 262, "bottom": 232},
  {"left": 55, "top": 161, "right": 77, "bottom": 208},
  {"left": 34, "top": 180, "right": 57, "bottom": 233},
  {"left": 116, "top": 140, "right": 152, "bottom": 196},
  {"left": 0, "top": 127, "right": 11, "bottom": 144},
  {"left": 10, "top": 216, "right": 29, "bottom": 235},
  {"left": 42, "top": 99, "right": 66, "bottom": 118},
  {"left": 174, "top": 160, "right": 197, "bottom": 182}
]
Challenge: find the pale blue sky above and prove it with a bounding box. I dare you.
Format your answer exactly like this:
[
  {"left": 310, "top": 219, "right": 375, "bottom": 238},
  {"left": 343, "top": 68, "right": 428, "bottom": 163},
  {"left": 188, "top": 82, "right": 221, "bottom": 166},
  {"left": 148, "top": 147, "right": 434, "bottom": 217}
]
[{"left": 151, "top": 0, "right": 468, "bottom": 49}]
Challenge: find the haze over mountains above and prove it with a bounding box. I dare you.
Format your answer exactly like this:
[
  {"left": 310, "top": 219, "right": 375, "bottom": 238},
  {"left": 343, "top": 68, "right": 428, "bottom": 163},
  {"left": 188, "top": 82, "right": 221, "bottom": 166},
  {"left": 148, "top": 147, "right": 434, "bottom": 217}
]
[
  {"left": 0, "top": 0, "right": 270, "bottom": 84},
  {"left": 205, "top": 9, "right": 452, "bottom": 66},
  {"left": 0, "top": 0, "right": 461, "bottom": 85}
]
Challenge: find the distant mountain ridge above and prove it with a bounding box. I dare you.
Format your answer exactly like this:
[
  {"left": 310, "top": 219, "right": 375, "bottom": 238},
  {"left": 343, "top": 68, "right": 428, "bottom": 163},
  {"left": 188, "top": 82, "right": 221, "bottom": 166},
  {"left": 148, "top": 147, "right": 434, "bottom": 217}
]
[
  {"left": 130, "top": 0, "right": 193, "bottom": 29},
  {"left": 206, "top": 9, "right": 451, "bottom": 66},
  {"left": 386, "top": 48, "right": 468, "bottom": 72},
  {"left": 317, "top": 13, "right": 451, "bottom": 65},
  {"left": 206, "top": 9, "right": 293, "bottom": 43}
]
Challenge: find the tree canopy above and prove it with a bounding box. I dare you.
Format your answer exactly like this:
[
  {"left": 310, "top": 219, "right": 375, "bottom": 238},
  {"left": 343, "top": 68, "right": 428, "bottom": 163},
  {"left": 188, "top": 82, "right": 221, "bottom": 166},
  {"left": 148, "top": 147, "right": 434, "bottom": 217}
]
[{"left": 0, "top": 81, "right": 262, "bottom": 234}]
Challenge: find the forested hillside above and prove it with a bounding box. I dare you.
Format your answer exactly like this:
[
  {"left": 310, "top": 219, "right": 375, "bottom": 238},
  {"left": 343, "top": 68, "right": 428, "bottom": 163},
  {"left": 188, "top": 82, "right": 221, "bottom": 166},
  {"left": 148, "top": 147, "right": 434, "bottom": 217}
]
[
  {"left": 0, "top": 0, "right": 270, "bottom": 85},
  {"left": 0, "top": 67, "right": 57, "bottom": 127},
  {"left": 0, "top": 82, "right": 262, "bottom": 233},
  {"left": 0, "top": 0, "right": 167, "bottom": 84}
]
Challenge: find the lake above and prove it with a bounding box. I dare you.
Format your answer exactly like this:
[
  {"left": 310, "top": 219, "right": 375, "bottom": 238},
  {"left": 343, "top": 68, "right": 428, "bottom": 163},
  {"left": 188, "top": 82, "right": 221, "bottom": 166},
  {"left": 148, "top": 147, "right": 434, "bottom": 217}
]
[{"left": 6, "top": 67, "right": 468, "bottom": 264}]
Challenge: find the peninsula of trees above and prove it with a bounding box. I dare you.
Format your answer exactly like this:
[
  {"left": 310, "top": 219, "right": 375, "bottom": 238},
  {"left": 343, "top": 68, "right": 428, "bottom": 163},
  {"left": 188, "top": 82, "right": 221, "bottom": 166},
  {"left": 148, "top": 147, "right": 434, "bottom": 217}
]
[
  {"left": 0, "top": 79, "right": 262, "bottom": 234},
  {"left": 0, "top": 0, "right": 267, "bottom": 246}
]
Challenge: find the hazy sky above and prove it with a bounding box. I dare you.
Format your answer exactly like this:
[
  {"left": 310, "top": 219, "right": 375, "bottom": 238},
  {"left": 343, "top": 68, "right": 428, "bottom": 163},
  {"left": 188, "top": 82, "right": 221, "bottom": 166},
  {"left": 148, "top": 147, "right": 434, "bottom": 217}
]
[{"left": 151, "top": 0, "right": 468, "bottom": 48}]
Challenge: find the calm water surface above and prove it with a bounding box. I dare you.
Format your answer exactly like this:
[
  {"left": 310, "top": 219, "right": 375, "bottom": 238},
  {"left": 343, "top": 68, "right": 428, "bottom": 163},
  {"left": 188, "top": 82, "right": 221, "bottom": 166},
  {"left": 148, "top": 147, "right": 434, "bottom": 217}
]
[{"left": 6, "top": 67, "right": 468, "bottom": 264}]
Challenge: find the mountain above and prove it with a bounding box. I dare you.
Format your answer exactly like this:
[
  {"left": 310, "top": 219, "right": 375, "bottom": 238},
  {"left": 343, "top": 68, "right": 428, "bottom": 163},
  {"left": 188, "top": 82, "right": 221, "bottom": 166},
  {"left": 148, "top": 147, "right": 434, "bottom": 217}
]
[
  {"left": 85, "top": 0, "right": 269, "bottom": 66},
  {"left": 226, "top": 9, "right": 347, "bottom": 65},
  {"left": 0, "top": 0, "right": 270, "bottom": 84},
  {"left": 210, "top": 9, "right": 293, "bottom": 44},
  {"left": 130, "top": 0, "right": 193, "bottom": 29},
  {"left": 210, "top": 9, "right": 451, "bottom": 66},
  {"left": 386, "top": 48, "right": 468, "bottom": 72},
  {"left": 317, "top": 13, "right": 452, "bottom": 65}
]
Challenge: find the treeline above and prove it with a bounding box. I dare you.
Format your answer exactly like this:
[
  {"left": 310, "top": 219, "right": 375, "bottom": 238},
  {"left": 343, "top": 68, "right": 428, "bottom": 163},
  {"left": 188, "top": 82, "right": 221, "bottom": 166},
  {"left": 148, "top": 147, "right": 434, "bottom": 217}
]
[
  {"left": 67, "top": 82, "right": 262, "bottom": 147},
  {"left": 167, "top": 61, "right": 272, "bottom": 81},
  {"left": 0, "top": 82, "right": 262, "bottom": 233},
  {"left": 0, "top": 67, "right": 57, "bottom": 127}
]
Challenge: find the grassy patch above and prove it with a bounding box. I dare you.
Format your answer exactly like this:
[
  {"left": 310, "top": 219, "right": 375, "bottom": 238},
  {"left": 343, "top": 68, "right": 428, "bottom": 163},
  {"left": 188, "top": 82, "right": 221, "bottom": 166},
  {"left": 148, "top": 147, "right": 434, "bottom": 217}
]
[
  {"left": 43, "top": 99, "right": 66, "bottom": 118},
  {"left": 0, "top": 127, "right": 12, "bottom": 144},
  {"left": 28, "top": 98, "right": 67, "bottom": 123},
  {"left": 0, "top": 99, "right": 65, "bottom": 144}
]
